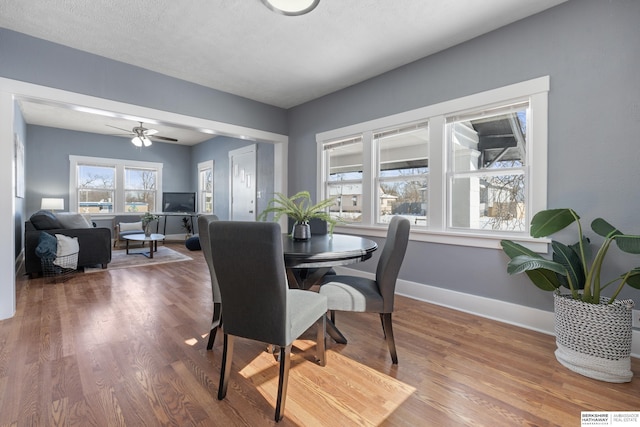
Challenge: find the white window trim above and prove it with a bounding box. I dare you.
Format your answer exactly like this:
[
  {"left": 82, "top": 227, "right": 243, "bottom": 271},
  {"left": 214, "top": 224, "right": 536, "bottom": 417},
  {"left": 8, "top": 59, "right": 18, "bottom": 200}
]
[
  {"left": 317, "top": 76, "right": 549, "bottom": 251},
  {"left": 69, "top": 155, "right": 163, "bottom": 215},
  {"left": 197, "top": 160, "right": 214, "bottom": 214}
]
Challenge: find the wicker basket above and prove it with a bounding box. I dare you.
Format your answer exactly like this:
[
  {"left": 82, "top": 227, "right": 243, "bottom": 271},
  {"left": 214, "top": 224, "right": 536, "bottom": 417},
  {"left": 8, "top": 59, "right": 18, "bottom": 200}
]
[
  {"left": 554, "top": 293, "right": 634, "bottom": 383},
  {"left": 41, "top": 252, "right": 78, "bottom": 283}
]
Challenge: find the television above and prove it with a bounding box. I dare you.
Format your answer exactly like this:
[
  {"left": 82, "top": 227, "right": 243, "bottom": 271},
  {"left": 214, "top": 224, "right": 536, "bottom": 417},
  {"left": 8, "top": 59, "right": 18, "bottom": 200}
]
[{"left": 162, "top": 192, "right": 196, "bottom": 213}]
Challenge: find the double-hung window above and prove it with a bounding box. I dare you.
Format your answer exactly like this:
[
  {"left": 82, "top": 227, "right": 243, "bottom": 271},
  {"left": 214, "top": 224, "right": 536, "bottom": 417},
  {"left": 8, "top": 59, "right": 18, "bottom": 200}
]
[
  {"left": 375, "top": 122, "right": 429, "bottom": 225},
  {"left": 446, "top": 102, "right": 528, "bottom": 232},
  {"left": 324, "top": 136, "right": 364, "bottom": 224},
  {"left": 317, "top": 77, "right": 549, "bottom": 249},
  {"left": 70, "top": 155, "right": 163, "bottom": 214},
  {"left": 198, "top": 160, "right": 214, "bottom": 213}
]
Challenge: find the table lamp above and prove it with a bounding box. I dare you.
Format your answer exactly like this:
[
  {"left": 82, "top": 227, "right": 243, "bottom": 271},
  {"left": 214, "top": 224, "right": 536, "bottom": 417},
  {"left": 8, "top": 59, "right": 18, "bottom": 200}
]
[{"left": 41, "top": 197, "right": 64, "bottom": 212}]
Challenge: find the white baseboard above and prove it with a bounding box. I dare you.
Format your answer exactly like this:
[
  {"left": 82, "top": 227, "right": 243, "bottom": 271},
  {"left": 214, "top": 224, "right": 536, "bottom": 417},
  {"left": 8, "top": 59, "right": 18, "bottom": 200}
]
[{"left": 333, "top": 267, "right": 640, "bottom": 359}]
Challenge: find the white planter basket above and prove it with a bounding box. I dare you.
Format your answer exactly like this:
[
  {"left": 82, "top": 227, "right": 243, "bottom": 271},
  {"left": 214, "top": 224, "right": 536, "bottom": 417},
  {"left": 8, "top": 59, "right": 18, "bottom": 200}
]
[{"left": 554, "top": 293, "right": 634, "bottom": 383}]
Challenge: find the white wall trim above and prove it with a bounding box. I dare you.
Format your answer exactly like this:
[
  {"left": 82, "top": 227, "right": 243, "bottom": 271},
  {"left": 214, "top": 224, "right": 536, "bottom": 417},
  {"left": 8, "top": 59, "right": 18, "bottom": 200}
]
[{"left": 333, "top": 266, "right": 640, "bottom": 359}]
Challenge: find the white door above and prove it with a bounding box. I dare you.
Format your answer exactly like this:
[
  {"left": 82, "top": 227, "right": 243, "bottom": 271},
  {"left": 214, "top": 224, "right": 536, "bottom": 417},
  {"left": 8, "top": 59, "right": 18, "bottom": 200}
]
[{"left": 229, "top": 145, "right": 257, "bottom": 221}]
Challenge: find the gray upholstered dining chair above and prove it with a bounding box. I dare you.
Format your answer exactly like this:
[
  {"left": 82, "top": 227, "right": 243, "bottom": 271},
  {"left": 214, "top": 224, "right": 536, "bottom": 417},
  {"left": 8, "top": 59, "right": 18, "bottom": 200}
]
[
  {"left": 318, "top": 216, "right": 410, "bottom": 364},
  {"left": 197, "top": 214, "right": 222, "bottom": 350},
  {"left": 207, "top": 221, "right": 328, "bottom": 422}
]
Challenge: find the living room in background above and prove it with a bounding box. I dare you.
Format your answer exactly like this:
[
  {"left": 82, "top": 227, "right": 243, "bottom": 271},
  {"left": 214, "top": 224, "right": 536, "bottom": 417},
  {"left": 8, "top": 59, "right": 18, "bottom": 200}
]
[
  {"left": 69, "top": 155, "right": 163, "bottom": 214},
  {"left": 317, "top": 77, "right": 549, "bottom": 248},
  {"left": 198, "top": 160, "right": 214, "bottom": 214}
]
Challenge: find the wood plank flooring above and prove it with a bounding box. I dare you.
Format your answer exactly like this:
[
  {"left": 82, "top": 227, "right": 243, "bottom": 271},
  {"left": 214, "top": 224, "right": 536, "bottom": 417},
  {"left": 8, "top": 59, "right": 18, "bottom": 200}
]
[{"left": 1, "top": 243, "right": 639, "bottom": 426}]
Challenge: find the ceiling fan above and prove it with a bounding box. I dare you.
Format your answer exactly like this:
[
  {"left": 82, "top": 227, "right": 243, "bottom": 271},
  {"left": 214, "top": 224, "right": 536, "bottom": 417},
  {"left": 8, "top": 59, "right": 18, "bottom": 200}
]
[{"left": 107, "top": 121, "right": 178, "bottom": 147}]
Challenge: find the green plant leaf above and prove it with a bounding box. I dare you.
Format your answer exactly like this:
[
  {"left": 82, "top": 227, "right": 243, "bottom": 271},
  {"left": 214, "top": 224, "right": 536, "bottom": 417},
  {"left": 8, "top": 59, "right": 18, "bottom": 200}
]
[
  {"left": 524, "top": 269, "right": 563, "bottom": 292},
  {"left": 614, "top": 235, "right": 640, "bottom": 254},
  {"left": 530, "top": 208, "right": 578, "bottom": 238},
  {"left": 569, "top": 236, "right": 591, "bottom": 264},
  {"left": 500, "top": 241, "right": 562, "bottom": 291},
  {"left": 591, "top": 218, "right": 622, "bottom": 239},
  {"left": 500, "top": 240, "right": 540, "bottom": 260},
  {"left": 552, "top": 240, "right": 585, "bottom": 290},
  {"left": 625, "top": 268, "right": 640, "bottom": 289},
  {"left": 507, "top": 255, "right": 567, "bottom": 275}
]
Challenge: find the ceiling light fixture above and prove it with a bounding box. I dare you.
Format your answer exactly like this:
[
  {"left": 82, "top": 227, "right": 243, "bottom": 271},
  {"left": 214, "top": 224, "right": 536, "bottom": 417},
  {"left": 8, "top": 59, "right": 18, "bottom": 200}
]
[
  {"left": 131, "top": 129, "right": 152, "bottom": 147},
  {"left": 261, "top": 0, "right": 319, "bottom": 16}
]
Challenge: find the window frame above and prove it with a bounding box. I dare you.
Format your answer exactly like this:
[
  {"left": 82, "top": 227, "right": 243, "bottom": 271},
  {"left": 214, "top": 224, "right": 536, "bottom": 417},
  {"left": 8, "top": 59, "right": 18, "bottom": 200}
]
[
  {"left": 198, "top": 160, "right": 214, "bottom": 214},
  {"left": 69, "top": 155, "right": 163, "bottom": 215},
  {"left": 316, "top": 77, "right": 549, "bottom": 251}
]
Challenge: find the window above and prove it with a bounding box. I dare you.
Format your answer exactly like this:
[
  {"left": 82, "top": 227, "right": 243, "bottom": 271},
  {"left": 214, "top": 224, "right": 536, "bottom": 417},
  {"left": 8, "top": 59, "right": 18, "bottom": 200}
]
[
  {"left": 70, "top": 156, "right": 163, "bottom": 214},
  {"left": 446, "top": 102, "right": 528, "bottom": 232},
  {"left": 324, "top": 136, "right": 363, "bottom": 224},
  {"left": 375, "top": 122, "right": 429, "bottom": 225},
  {"left": 317, "top": 77, "right": 549, "bottom": 249},
  {"left": 77, "top": 164, "right": 115, "bottom": 213},
  {"left": 198, "top": 160, "right": 214, "bottom": 213},
  {"left": 124, "top": 167, "right": 158, "bottom": 213}
]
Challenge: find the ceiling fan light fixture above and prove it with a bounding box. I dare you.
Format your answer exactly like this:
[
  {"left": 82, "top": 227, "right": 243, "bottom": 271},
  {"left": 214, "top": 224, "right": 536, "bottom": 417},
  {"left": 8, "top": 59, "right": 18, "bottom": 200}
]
[
  {"left": 142, "top": 136, "right": 152, "bottom": 147},
  {"left": 261, "top": 0, "right": 319, "bottom": 16},
  {"left": 131, "top": 136, "right": 143, "bottom": 147}
]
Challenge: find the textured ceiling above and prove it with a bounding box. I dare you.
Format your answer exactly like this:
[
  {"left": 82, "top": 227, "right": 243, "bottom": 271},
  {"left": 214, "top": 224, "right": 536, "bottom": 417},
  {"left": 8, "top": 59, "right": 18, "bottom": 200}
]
[{"left": 1, "top": 0, "right": 567, "bottom": 145}]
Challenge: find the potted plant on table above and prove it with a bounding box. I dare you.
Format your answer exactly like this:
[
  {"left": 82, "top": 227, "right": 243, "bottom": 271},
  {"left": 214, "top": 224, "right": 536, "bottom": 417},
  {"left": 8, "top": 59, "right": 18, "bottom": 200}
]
[
  {"left": 142, "top": 212, "right": 158, "bottom": 237},
  {"left": 501, "top": 208, "right": 640, "bottom": 382},
  {"left": 258, "top": 191, "right": 340, "bottom": 240}
]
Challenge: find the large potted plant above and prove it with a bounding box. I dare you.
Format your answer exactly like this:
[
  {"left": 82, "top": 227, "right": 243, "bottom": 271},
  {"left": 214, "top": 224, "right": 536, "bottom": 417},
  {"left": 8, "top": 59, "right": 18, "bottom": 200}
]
[
  {"left": 258, "top": 191, "right": 339, "bottom": 240},
  {"left": 501, "top": 208, "right": 640, "bottom": 382}
]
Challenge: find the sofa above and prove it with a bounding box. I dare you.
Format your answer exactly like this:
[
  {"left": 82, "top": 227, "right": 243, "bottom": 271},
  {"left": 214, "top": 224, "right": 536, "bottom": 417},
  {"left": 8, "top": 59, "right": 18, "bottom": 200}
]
[{"left": 24, "top": 211, "right": 112, "bottom": 278}]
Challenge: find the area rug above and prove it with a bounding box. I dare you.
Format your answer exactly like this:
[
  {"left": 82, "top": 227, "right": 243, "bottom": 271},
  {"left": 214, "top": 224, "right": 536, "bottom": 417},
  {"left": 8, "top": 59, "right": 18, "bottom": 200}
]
[{"left": 84, "top": 246, "right": 193, "bottom": 273}]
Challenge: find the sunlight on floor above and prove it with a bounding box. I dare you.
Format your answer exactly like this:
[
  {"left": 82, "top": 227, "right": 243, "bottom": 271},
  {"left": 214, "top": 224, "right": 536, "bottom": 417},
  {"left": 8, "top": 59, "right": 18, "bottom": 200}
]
[{"left": 235, "top": 339, "right": 416, "bottom": 426}]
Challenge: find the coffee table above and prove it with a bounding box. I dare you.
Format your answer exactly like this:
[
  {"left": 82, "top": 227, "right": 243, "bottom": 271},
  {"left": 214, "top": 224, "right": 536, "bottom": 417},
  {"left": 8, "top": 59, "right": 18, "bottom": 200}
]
[{"left": 122, "top": 233, "right": 165, "bottom": 259}]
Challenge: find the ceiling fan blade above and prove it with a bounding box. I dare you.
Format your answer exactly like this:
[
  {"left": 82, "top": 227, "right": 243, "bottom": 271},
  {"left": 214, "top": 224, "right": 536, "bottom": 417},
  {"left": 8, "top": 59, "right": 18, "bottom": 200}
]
[
  {"left": 144, "top": 128, "right": 159, "bottom": 136},
  {"left": 106, "top": 124, "right": 133, "bottom": 133},
  {"left": 151, "top": 135, "right": 179, "bottom": 142}
]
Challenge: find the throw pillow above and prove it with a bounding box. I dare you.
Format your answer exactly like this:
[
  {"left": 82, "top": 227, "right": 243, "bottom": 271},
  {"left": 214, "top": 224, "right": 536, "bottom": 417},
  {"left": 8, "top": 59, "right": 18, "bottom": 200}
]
[
  {"left": 119, "top": 221, "right": 143, "bottom": 232},
  {"left": 30, "top": 210, "right": 63, "bottom": 230},
  {"left": 35, "top": 231, "right": 57, "bottom": 260},
  {"left": 56, "top": 212, "right": 93, "bottom": 229},
  {"left": 54, "top": 234, "right": 79, "bottom": 269}
]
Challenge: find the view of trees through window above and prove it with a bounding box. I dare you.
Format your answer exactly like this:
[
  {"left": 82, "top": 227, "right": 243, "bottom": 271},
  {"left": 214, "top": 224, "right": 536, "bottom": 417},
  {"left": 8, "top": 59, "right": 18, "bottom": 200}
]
[
  {"left": 75, "top": 160, "right": 159, "bottom": 213},
  {"left": 124, "top": 167, "right": 157, "bottom": 213},
  {"left": 376, "top": 123, "right": 428, "bottom": 225},
  {"left": 199, "top": 166, "right": 213, "bottom": 213},
  {"left": 77, "top": 164, "right": 115, "bottom": 213}
]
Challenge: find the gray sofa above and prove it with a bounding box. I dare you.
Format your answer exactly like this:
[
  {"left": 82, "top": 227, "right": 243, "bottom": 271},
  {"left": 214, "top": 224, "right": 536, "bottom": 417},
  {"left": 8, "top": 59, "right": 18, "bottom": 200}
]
[{"left": 24, "top": 211, "right": 112, "bottom": 278}]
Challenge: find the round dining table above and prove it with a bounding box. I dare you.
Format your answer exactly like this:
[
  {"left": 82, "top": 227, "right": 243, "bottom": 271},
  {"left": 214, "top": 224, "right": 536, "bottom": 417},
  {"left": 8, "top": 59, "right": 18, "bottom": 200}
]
[
  {"left": 281, "top": 233, "right": 378, "bottom": 344},
  {"left": 281, "top": 233, "right": 378, "bottom": 287}
]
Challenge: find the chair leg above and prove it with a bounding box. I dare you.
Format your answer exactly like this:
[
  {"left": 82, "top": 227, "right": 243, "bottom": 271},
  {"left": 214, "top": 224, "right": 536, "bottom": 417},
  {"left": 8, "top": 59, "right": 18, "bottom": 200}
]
[
  {"left": 316, "top": 315, "right": 326, "bottom": 366},
  {"left": 380, "top": 313, "right": 398, "bottom": 364},
  {"left": 330, "top": 310, "right": 335, "bottom": 324},
  {"left": 207, "top": 302, "right": 222, "bottom": 350},
  {"left": 218, "top": 334, "right": 234, "bottom": 400},
  {"left": 274, "top": 345, "right": 292, "bottom": 422}
]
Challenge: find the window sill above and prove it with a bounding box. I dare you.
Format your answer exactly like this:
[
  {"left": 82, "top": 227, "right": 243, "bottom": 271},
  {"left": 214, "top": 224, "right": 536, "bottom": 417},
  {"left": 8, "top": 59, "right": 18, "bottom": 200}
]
[{"left": 332, "top": 225, "right": 549, "bottom": 252}]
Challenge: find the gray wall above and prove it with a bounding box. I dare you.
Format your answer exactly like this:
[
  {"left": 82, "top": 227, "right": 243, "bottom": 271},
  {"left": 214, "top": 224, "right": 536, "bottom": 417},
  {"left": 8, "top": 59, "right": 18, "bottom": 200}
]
[
  {"left": 286, "top": 0, "right": 640, "bottom": 310},
  {"left": 190, "top": 137, "right": 275, "bottom": 222},
  {"left": 26, "top": 125, "right": 193, "bottom": 217}
]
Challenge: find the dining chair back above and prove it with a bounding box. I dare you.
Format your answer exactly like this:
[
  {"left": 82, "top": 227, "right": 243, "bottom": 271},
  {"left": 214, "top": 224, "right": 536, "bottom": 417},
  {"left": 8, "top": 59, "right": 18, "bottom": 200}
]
[
  {"left": 207, "top": 220, "right": 327, "bottom": 422},
  {"left": 197, "top": 214, "right": 221, "bottom": 350},
  {"left": 319, "top": 215, "right": 410, "bottom": 364}
]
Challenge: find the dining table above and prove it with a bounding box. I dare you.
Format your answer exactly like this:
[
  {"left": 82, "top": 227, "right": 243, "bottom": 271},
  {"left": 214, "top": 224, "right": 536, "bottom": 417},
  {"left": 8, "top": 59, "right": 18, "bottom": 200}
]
[{"left": 281, "top": 233, "right": 378, "bottom": 343}]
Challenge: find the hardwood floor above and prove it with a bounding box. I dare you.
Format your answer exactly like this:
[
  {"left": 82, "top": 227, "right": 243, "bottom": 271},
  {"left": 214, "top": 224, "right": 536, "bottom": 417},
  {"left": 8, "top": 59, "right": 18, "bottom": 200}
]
[{"left": 1, "top": 243, "right": 639, "bottom": 426}]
